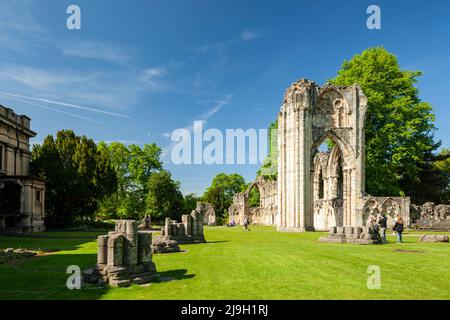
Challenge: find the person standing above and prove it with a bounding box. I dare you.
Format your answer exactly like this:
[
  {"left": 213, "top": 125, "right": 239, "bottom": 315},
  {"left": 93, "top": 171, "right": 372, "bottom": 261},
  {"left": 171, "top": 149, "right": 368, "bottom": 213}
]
[
  {"left": 243, "top": 216, "right": 250, "bottom": 231},
  {"left": 378, "top": 213, "right": 388, "bottom": 244},
  {"left": 393, "top": 216, "right": 404, "bottom": 243}
]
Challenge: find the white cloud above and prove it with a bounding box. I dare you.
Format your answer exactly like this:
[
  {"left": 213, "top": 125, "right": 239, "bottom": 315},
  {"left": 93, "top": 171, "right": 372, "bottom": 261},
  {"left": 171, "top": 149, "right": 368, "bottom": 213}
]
[
  {"left": 240, "top": 30, "right": 260, "bottom": 41},
  {"left": 139, "top": 67, "right": 168, "bottom": 91},
  {"left": 0, "top": 91, "right": 130, "bottom": 119},
  {"left": 0, "top": 0, "right": 45, "bottom": 53},
  {"left": 62, "top": 41, "right": 133, "bottom": 65},
  {"left": 161, "top": 94, "right": 233, "bottom": 158}
]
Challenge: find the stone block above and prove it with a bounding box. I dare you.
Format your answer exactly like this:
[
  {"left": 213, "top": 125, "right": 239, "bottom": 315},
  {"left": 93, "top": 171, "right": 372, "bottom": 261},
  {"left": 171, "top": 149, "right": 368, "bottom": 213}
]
[
  {"left": 419, "top": 235, "right": 449, "bottom": 243},
  {"left": 123, "top": 242, "right": 138, "bottom": 266},
  {"left": 107, "top": 234, "right": 124, "bottom": 266},
  {"left": 97, "top": 235, "right": 109, "bottom": 265},
  {"left": 138, "top": 231, "right": 152, "bottom": 263}
]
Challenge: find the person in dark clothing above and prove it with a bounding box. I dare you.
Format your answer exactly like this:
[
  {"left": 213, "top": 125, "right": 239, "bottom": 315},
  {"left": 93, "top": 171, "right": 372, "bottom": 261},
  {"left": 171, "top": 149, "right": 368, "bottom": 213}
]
[
  {"left": 378, "top": 214, "right": 388, "bottom": 244},
  {"left": 393, "top": 216, "right": 404, "bottom": 243},
  {"left": 243, "top": 216, "right": 250, "bottom": 231}
]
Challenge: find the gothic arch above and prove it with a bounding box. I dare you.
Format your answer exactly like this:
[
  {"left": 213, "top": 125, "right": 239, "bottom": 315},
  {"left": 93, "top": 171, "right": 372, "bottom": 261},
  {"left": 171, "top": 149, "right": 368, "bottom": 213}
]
[{"left": 278, "top": 79, "right": 368, "bottom": 231}]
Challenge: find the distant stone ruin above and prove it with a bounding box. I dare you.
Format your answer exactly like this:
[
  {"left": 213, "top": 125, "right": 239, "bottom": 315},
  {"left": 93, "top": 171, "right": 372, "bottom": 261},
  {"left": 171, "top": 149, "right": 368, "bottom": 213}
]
[
  {"left": 319, "top": 226, "right": 381, "bottom": 245},
  {"left": 419, "top": 234, "right": 449, "bottom": 243},
  {"left": 196, "top": 202, "right": 216, "bottom": 225},
  {"left": 152, "top": 209, "right": 205, "bottom": 254},
  {"left": 84, "top": 220, "right": 156, "bottom": 287},
  {"left": 411, "top": 202, "right": 450, "bottom": 231}
]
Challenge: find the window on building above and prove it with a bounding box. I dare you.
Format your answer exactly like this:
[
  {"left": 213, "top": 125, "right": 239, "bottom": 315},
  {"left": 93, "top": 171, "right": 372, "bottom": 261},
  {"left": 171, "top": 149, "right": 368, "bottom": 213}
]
[{"left": 36, "top": 190, "right": 41, "bottom": 203}]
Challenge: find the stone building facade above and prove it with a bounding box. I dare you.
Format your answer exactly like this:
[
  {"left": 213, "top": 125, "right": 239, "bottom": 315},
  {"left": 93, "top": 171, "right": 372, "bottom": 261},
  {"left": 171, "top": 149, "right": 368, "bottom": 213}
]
[
  {"left": 229, "top": 79, "right": 410, "bottom": 235},
  {"left": 0, "top": 105, "right": 45, "bottom": 233}
]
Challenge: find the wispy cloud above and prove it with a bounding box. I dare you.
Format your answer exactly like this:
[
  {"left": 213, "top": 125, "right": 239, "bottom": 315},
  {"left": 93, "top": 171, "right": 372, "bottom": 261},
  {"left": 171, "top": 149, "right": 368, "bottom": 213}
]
[
  {"left": 161, "top": 94, "right": 233, "bottom": 158},
  {"left": 4, "top": 95, "right": 107, "bottom": 125},
  {"left": 62, "top": 41, "right": 133, "bottom": 65},
  {"left": 240, "top": 30, "right": 260, "bottom": 41},
  {"left": 0, "top": 91, "right": 130, "bottom": 119},
  {"left": 189, "top": 30, "right": 261, "bottom": 95},
  {"left": 139, "top": 67, "right": 168, "bottom": 91},
  {"left": 0, "top": 0, "right": 45, "bottom": 53}
]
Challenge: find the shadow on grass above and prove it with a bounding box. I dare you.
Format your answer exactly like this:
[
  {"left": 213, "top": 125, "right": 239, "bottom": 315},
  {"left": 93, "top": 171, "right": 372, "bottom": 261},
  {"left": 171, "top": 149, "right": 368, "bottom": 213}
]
[
  {"left": 0, "top": 234, "right": 196, "bottom": 299},
  {"left": 206, "top": 240, "right": 230, "bottom": 244},
  {"left": 153, "top": 269, "right": 195, "bottom": 283}
]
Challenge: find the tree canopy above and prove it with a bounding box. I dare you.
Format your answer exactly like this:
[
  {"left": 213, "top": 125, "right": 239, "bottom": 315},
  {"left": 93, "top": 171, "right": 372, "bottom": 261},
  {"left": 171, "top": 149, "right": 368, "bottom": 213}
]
[
  {"left": 202, "top": 173, "right": 246, "bottom": 223},
  {"left": 31, "top": 130, "right": 118, "bottom": 227},
  {"left": 329, "top": 47, "right": 439, "bottom": 198}
]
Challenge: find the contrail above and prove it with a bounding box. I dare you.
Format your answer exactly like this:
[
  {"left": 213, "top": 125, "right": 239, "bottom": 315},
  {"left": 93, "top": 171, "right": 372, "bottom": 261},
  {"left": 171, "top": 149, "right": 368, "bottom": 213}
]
[
  {"left": 0, "top": 91, "right": 130, "bottom": 119},
  {"left": 3, "top": 95, "right": 107, "bottom": 125}
]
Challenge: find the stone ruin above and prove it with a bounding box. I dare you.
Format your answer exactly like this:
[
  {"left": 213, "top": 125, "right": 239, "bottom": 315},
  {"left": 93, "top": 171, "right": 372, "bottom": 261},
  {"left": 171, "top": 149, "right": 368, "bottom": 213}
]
[
  {"left": 411, "top": 202, "right": 450, "bottom": 231},
  {"left": 138, "top": 214, "right": 152, "bottom": 230},
  {"left": 197, "top": 202, "right": 216, "bottom": 226},
  {"left": 83, "top": 220, "right": 156, "bottom": 287},
  {"left": 319, "top": 226, "right": 381, "bottom": 245},
  {"left": 152, "top": 209, "right": 205, "bottom": 254},
  {"left": 419, "top": 234, "right": 449, "bottom": 243}
]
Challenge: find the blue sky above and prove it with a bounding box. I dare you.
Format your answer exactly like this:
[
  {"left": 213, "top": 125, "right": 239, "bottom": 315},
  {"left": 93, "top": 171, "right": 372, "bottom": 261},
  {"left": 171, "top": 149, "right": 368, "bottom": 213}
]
[{"left": 1, "top": 0, "right": 449, "bottom": 195}]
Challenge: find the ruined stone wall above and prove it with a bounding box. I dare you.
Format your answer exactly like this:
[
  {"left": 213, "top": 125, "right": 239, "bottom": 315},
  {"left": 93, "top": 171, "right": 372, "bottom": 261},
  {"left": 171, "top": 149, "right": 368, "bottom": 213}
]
[
  {"left": 412, "top": 202, "right": 450, "bottom": 230},
  {"left": 228, "top": 176, "right": 277, "bottom": 226},
  {"left": 278, "top": 80, "right": 368, "bottom": 231}
]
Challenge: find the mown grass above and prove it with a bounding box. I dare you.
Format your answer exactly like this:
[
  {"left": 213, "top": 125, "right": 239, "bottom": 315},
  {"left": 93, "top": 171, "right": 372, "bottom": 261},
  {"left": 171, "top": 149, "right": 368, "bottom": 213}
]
[{"left": 0, "top": 226, "right": 449, "bottom": 300}]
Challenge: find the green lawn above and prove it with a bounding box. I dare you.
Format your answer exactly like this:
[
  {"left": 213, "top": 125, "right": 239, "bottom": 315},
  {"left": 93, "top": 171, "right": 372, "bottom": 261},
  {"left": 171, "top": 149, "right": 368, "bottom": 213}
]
[{"left": 0, "top": 226, "right": 449, "bottom": 300}]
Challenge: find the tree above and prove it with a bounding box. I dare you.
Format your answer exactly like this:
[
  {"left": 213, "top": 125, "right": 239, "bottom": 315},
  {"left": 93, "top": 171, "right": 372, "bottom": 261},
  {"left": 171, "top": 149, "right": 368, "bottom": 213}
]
[
  {"left": 248, "top": 185, "right": 261, "bottom": 208},
  {"left": 183, "top": 193, "right": 200, "bottom": 215},
  {"left": 31, "top": 130, "right": 117, "bottom": 227},
  {"left": 329, "top": 47, "right": 438, "bottom": 198},
  {"left": 146, "top": 171, "right": 184, "bottom": 222},
  {"left": 433, "top": 149, "right": 450, "bottom": 204},
  {"left": 202, "top": 173, "right": 246, "bottom": 222},
  {"left": 97, "top": 142, "right": 163, "bottom": 219},
  {"left": 257, "top": 121, "right": 278, "bottom": 180}
]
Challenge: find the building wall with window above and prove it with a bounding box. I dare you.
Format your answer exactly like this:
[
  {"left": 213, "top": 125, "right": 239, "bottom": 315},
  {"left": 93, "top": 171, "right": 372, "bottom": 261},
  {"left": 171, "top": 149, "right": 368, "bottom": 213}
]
[{"left": 0, "top": 105, "right": 45, "bottom": 233}]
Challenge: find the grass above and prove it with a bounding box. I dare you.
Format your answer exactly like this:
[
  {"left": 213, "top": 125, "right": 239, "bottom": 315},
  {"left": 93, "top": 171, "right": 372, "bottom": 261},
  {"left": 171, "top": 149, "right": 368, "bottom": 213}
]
[{"left": 0, "top": 226, "right": 449, "bottom": 300}]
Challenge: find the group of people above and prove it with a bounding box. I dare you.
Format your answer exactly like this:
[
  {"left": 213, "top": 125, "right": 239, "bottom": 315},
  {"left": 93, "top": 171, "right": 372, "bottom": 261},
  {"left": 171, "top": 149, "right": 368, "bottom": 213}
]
[
  {"left": 227, "top": 217, "right": 251, "bottom": 231},
  {"left": 230, "top": 214, "right": 405, "bottom": 242},
  {"left": 367, "top": 213, "right": 405, "bottom": 243}
]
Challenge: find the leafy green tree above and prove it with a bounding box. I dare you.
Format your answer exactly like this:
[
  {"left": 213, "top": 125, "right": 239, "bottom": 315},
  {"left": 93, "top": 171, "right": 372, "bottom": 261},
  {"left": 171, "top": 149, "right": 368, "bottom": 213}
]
[
  {"left": 329, "top": 47, "right": 438, "bottom": 198},
  {"left": 31, "top": 130, "right": 117, "bottom": 227},
  {"left": 408, "top": 148, "right": 450, "bottom": 204},
  {"left": 203, "top": 173, "right": 246, "bottom": 221},
  {"left": 257, "top": 121, "right": 278, "bottom": 180},
  {"left": 97, "top": 142, "right": 163, "bottom": 219},
  {"left": 146, "top": 171, "right": 184, "bottom": 222},
  {"left": 248, "top": 185, "right": 261, "bottom": 208},
  {"left": 183, "top": 193, "right": 200, "bottom": 215}
]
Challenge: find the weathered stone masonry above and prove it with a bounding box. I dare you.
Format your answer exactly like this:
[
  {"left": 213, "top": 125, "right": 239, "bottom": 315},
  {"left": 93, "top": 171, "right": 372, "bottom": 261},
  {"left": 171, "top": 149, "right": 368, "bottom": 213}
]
[{"left": 229, "top": 79, "right": 411, "bottom": 240}]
